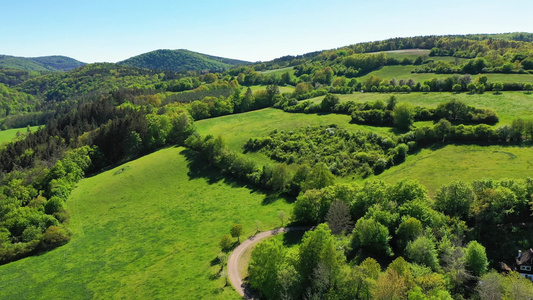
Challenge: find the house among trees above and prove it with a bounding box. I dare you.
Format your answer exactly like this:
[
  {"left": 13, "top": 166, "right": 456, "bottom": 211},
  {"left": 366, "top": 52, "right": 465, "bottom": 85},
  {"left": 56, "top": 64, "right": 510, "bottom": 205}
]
[{"left": 516, "top": 248, "right": 533, "bottom": 281}]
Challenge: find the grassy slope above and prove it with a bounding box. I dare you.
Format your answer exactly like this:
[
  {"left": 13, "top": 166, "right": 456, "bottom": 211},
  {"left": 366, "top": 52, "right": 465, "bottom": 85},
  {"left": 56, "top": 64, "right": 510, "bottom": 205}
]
[
  {"left": 197, "top": 107, "right": 533, "bottom": 196},
  {"left": 358, "top": 65, "right": 533, "bottom": 83},
  {"left": 305, "top": 91, "right": 533, "bottom": 125},
  {"left": 370, "top": 144, "right": 533, "bottom": 196},
  {"left": 196, "top": 108, "right": 393, "bottom": 152},
  {"left": 244, "top": 85, "right": 294, "bottom": 94},
  {"left": 0, "top": 126, "right": 40, "bottom": 144},
  {"left": 0, "top": 147, "right": 291, "bottom": 299},
  {"left": 259, "top": 67, "right": 295, "bottom": 76}
]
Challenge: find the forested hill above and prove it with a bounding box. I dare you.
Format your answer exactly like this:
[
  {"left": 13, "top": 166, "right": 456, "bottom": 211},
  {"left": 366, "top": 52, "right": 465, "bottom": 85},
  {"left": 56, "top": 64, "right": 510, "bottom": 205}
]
[
  {"left": 0, "top": 55, "right": 86, "bottom": 72},
  {"left": 118, "top": 49, "right": 250, "bottom": 72}
]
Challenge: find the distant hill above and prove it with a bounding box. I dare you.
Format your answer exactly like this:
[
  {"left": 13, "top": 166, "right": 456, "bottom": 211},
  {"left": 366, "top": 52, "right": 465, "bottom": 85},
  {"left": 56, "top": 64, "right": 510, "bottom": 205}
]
[
  {"left": 0, "top": 55, "right": 85, "bottom": 72},
  {"left": 118, "top": 49, "right": 250, "bottom": 72}
]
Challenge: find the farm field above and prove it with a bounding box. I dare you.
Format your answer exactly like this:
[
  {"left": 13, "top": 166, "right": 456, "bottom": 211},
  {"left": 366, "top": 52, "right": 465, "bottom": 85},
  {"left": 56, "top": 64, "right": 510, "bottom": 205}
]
[{"left": 0, "top": 147, "right": 291, "bottom": 300}]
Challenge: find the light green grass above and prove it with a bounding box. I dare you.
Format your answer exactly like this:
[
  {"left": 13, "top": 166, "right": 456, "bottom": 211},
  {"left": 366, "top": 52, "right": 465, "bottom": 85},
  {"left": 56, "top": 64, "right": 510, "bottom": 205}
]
[
  {"left": 0, "top": 147, "right": 291, "bottom": 300},
  {"left": 0, "top": 126, "right": 40, "bottom": 144},
  {"left": 305, "top": 91, "right": 533, "bottom": 125},
  {"left": 196, "top": 108, "right": 393, "bottom": 152},
  {"left": 243, "top": 85, "right": 294, "bottom": 94},
  {"left": 358, "top": 65, "right": 533, "bottom": 83},
  {"left": 369, "top": 144, "right": 533, "bottom": 196},
  {"left": 259, "top": 67, "right": 295, "bottom": 77}
]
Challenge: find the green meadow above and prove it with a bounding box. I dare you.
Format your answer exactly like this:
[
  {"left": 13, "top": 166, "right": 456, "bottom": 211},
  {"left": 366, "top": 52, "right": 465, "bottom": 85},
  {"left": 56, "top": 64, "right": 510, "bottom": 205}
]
[
  {"left": 0, "top": 126, "right": 39, "bottom": 144},
  {"left": 244, "top": 85, "right": 294, "bottom": 94},
  {"left": 0, "top": 147, "right": 291, "bottom": 299},
  {"left": 358, "top": 65, "right": 533, "bottom": 83},
  {"left": 195, "top": 108, "right": 393, "bottom": 153},
  {"left": 370, "top": 144, "right": 533, "bottom": 196},
  {"left": 259, "top": 66, "right": 295, "bottom": 76},
  {"left": 304, "top": 91, "right": 533, "bottom": 125},
  {"left": 196, "top": 106, "right": 533, "bottom": 196}
]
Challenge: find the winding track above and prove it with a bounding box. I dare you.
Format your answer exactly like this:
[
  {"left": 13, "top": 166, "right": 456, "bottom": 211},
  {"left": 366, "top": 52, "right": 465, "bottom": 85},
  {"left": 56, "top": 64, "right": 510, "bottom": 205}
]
[{"left": 227, "top": 226, "right": 312, "bottom": 299}]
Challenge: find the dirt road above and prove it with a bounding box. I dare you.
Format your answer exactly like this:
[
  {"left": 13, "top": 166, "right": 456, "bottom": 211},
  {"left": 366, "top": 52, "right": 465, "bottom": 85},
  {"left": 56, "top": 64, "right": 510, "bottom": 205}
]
[{"left": 227, "top": 226, "right": 312, "bottom": 299}]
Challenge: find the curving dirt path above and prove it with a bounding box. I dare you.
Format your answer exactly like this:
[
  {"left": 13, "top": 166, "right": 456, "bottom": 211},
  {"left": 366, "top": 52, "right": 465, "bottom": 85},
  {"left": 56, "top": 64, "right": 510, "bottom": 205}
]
[{"left": 227, "top": 226, "right": 312, "bottom": 299}]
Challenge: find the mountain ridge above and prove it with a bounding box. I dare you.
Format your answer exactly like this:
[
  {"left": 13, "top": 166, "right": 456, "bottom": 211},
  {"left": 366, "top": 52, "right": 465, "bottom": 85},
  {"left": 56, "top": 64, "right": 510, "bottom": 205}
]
[
  {"left": 0, "top": 55, "right": 86, "bottom": 72},
  {"left": 117, "top": 49, "right": 251, "bottom": 72}
]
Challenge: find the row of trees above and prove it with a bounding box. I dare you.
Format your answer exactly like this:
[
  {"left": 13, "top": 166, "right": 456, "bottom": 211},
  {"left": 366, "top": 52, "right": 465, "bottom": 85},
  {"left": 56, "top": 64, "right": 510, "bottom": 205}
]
[{"left": 185, "top": 134, "right": 336, "bottom": 196}]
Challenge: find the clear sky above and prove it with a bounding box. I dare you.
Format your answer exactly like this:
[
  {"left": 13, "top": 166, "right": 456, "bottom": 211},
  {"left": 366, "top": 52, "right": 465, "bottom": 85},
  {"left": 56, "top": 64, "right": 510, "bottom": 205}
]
[{"left": 1, "top": 0, "right": 532, "bottom": 63}]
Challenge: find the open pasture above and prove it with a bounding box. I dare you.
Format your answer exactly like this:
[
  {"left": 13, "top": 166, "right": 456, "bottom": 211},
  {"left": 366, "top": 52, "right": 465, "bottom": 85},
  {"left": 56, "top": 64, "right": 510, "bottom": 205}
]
[
  {"left": 372, "top": 144, "right": 533, "bottom": 196},
  {"left": 304, "top": 91, "right": 533, "bottom": 125},
  {"left": 0, "top": 147, "right": 291, "bottom": 299}
]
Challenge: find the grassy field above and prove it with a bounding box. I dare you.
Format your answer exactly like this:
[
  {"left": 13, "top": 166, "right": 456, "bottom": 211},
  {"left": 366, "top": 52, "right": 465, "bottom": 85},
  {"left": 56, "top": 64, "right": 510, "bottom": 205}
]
[
  {"left": 196, "top": 108, "right": 394, "bottom": 153},
  {"left": 370, "top": 144, "right": 533, "bottom": 196},
  {"left": 259, "top": 67, "right": 295, "bottom": 77},
  {"left": 358, "top": 65, "right": 533, "bottom": 83},
  {"left": 244, "top": 85, "right": 294, "bottom": 94},
  {"left": 0, "top": 147, "right": 291, "bottom": 299},
  {"left": 197, "top": 106, "right": 533, "bottom": 196},
  {"left": 0, "top": 126, "right": 40, "bottom": 144},
  {"left": 305, "top": 91, "right": 533, "bottom": 125}
]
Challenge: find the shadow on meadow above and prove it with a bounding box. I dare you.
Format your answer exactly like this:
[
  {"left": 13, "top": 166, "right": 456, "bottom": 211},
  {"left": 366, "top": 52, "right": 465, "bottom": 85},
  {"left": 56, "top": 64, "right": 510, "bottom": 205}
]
[{"left": 179, "top": 147, "right": 292, "bottom": 206}]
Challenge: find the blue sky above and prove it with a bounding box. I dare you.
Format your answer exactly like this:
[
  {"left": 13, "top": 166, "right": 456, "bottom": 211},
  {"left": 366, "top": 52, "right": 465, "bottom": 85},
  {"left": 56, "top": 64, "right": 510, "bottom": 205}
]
[{"left": 1, "top": 0, "right": 532, "bottom": 63}]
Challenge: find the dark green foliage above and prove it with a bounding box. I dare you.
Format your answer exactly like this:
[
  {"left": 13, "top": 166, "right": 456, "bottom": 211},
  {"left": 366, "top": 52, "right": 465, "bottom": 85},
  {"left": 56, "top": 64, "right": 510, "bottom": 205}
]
[
  {"left": 325, "top": 201, "right": 353, "bottom": 235},
  {"left": 0, "top": 146, "right": 93, "bottom": 264},
  {"left": 320, "top": 93, "right": 339, "bottom": 111},
  {"left": 464, "top": 241, "right": 488, "bottom": 277},
  {"left": 244, "top": 125, "right": 401, "bottom": 177},
  {"left": 405, "top": 236, "right": 439, "bottom": 271},
  {"left": 248, "top": 239, "right": 285, "bottom": 299},
  {"left": 0, "top": 55, "right": 85, "bottom": 72},
  {"left": 352, "top": 217, "right": 393, "bottom": 256},
  {"left": 118, "top": 49, "right": 249, "bottom": 72},
  {"left": 0, "top": 68, "right": 41, "bottom": 86},
  {"left": 230, "top": 224, "right": 243, "bottom": 242},
  {"left": 434, "top": 181, "right": 474, "bottom": 220},
  {"left": 219, "top": 234, "right": 233, "bottom": 251},
  {"left": 297, "top": 224, "right": 344, "bottom": 296},
  {"left": 254, "top": 176, "right": 533, "bottom": 299},
  {"left": 392, "top": 103, "right": 414, "bottom": 130}
]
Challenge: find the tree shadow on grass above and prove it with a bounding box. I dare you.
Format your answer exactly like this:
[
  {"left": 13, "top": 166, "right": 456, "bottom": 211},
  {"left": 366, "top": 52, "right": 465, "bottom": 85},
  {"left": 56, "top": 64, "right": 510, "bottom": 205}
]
[
  {"left": 281, "top": 230, "right": 306, "bottom": 247},
  {"left": 179, "top": 148, "right": 291, "bottom": 205}
]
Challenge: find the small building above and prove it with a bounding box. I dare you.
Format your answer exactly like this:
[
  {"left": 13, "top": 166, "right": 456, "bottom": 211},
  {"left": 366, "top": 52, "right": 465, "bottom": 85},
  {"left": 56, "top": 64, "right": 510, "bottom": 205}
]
[{"left": 516, "top": 248, "right": 533, "bottom": 281}]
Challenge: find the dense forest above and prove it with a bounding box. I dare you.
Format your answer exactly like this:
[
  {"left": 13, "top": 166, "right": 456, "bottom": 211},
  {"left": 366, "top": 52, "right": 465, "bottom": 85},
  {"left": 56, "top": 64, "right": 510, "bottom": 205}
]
[
  {"left": 0, "top": 55, "right": 85, "bottom": 72},
  {"left": 2, "top": 32, "right": 533, "bottom": 298},
  {"left": 118, "top": 49, "right": 250, "bottom": 73}
]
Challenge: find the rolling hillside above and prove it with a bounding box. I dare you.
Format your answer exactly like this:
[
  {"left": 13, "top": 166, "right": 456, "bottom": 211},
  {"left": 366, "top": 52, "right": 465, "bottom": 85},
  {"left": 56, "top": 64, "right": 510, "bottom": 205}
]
[
  {"left": 118, "top": 49, "right": 250, "bottom": 72},
  {"left": 0, "top": 55, "right": 85, "bottom": 72},
  {"left": 0, "top": 147, "right": 290, "bottom": 299}
]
